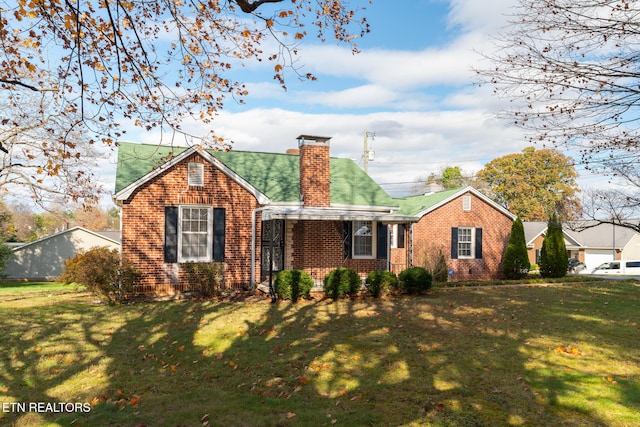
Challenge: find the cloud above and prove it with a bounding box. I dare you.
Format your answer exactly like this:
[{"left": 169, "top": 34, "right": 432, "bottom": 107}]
[
  {"left": 105, "top": 0, "right": 608, "bottom": 204},
  {"left": 119, "top": 106, "right": 530, "bottom": 197}
]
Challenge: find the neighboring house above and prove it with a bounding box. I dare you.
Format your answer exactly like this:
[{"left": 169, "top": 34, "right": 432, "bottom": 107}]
[
  {"left": 113, "top": 136, "right": 417, "bottom": 294},
  {"left": 3, "top": 227, "right": 121, "bottom": 281},
  {"left": 524, "top": 221, "right": 640, "bottom": 270},
  {"left": 392, "top": 187, "right": 517, "bottom": 281}
]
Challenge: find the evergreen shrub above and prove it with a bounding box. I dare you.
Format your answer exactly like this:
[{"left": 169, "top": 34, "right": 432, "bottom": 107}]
[
  {"left": 274, "top": 269, "right": 314, "bottom": 302},
  {"left": 364, "top": 270, "right": 398, "bottom": 298},
  {"left": 539, "top": 213, "right": 568, "bottom": 278},
  {"left": 323, "top": 267, "right": 361, "bottom": 300},
  {"left": 502, "top": 217, "right": 531, "bottom": 279},
  {"left": 398, "top": 267, "right": 432, "bottom": 294}
]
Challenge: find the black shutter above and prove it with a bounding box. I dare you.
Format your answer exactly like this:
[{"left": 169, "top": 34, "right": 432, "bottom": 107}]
[
  {"left": 213, "top": 208, "right": 225, "bottom": 262},
  {"left": 451, "top": 227, "right": 458, "bottom": 259},
  {"left": 475, "top": 228, "right": 483, "bottom": 259},
  {"left": 164, "top": 206, "right": 179, "bottom": 263},
  {"left": 397, "top": 224, "right": 405, "bottom": 249},
  {"left": 342, "top": 221, "right": 352, "bottom": 259},
  {"left": 377, "top": 222, "right": 387, "bottom": 259}
]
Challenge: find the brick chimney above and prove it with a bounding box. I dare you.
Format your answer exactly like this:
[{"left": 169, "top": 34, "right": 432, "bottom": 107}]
[{"left": 297, "top": 134, "right": 331, "bottom": 207}]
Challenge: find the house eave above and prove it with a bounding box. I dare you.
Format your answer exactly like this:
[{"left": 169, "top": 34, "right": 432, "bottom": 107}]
[{"left": 261, "top": 207, "right": 418, "bottom": 223}]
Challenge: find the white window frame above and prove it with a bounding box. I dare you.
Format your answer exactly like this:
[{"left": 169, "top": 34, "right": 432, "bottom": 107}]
[
  {"left": 457, "top": 227, "right": 474, "bottom": 259},
  {"left": 178, "top": 206, "right": 213, "bottom": 263},
  {"left": 188, "top": 162, "right": 204, "bottom": 187},
  {"left": 352, "top": 220, "right": 376, "bottom": 259},
  {"left": 462, "top": 195, "right": 471, "bottom": 211}
]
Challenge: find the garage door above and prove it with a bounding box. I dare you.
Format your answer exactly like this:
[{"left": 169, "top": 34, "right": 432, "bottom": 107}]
[{"left": 584, "top": 250, "right": 616, "bottom": 270}]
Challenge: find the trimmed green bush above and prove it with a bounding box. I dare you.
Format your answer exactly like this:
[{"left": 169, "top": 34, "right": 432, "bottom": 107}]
[
  {"left": 398, "top": 267, "right": 432, "bottom": 294},
  {"left": 274, "top": 269, "right": 314, "bottom": 302},
  {"left": 183, "top": 261, "right": 224, "bottom": 297},
  {"left": 58, "top": 246, "right": 141, "bottom": 304},
  {"left": 502, "top": 217, "right": 531, "bottom": 279},
  {"left": 323, "top": 267, "right": 361, "bottom": 300},
  {"left": 365, "top": 270, "right": 398, "bottom": 298},
  {"left": 539, "top": 213, "right": 568, "bottom": 278}
]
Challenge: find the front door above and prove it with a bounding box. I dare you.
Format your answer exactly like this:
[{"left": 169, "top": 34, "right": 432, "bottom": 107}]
[{"left": 261, "top": 219, "right": 285, "bottom": 282}]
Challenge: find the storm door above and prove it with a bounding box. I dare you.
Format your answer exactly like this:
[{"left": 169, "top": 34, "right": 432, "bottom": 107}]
[{"left": 260, "top": 219, "right": 285, "bottom": 282}]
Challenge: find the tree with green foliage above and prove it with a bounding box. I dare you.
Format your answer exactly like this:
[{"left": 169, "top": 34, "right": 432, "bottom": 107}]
[
  {"left": 414, "top": 165, "right": 474, "bottom": 194},
  {"left": 0, "top": 241, "right": 11, "bottom": 277},
  {"left": 477, "top": 147, "right": 581, "bottom": 221},
  {"left": 539, "top": 213, "right": 568, "bottom": 278},
  {"left": 502, "top": 217, "right": 530, "bottom": 279}
]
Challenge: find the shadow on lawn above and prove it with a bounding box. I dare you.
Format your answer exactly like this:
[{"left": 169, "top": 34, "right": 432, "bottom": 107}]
[{"left": 1, "top": 283, "right": 638, "bottom": 426}]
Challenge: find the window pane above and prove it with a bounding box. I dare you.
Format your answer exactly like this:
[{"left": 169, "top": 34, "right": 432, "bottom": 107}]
[
  {"left": 180, "top": 207, "right": 211, "bottom": 261},
  {"left": 458, "top": 227, "right": 473, "bottom": 257},
  {"left": 353, "top": 221, "right": 373, "bottom": 257}
]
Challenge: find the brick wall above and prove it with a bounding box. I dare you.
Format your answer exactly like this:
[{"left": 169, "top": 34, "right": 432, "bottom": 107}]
[
  {"left": 290, "top": 219, "right": 385, "bottom": 286},
  {"left": 121, "top": 153, "right": 261, "bottom": 294},
  {"left": 411, "top": 192, "right": 513, "bottom": 281},
  {"left": 299, "top": 139, "right": 331, "bottom": 208}
]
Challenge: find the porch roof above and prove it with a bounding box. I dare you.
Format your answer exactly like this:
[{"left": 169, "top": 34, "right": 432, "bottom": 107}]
[{"left": 260, "top": 207, "right": 418, "bottom": 223}]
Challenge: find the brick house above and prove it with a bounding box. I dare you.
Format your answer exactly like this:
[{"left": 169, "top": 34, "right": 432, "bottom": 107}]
[
  {"left": 392, "top": 187, "right": 516, "bottom": 282},
  {"left": 113, "top": 135, "right": 416, "bottom": 294}
]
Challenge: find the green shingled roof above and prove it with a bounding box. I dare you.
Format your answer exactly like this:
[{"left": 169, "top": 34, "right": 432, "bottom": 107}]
[
  {"left": 115, "top": 142, "right": 396, "bottom": 208},
  {"left": 392, "top": 187, "right": 465, "bottom": 216}
]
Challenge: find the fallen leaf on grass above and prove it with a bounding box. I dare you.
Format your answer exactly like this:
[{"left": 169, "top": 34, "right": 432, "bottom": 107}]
[
  {"left": 554, "top": 345, "right": 581, "bottom": 356},
  {"left": 286, "top": 412, "right": 296, "bottom": 419}
]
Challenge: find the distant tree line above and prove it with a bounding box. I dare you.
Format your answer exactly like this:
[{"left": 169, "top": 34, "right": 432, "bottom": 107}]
[{"left": 0, "top": 199, "right": 119, "bottom": 243}]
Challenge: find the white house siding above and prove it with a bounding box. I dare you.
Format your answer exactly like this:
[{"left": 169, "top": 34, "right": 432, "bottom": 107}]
[
  {"left": 3, "top": 227, "right": 120, "bottom": 281},
  {"left": 622, "top": 233, "right": 640, "bottom": 260}
]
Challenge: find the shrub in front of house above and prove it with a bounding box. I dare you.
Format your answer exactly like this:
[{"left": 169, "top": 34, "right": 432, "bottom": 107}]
[
  {"left": 183, "top": 261, "right": 224, "bottom": 297},
  {"left": 398, "top": 267, "right": 432, "bottom": 294},
  {"left": 365, "top": 270, "right": 398, "bottom": 298},
  {"left": 0, "top": 241, "right": 11, "bottom": 278},
  {"left": 323, "top": 267, "right": 361, "bottom": 300},
  {"left": 274, "top": 269, "right": 314, "bottom": 302},
  {"left": 431, "top": 252, "right": 449, "bottom": 283},
  {"left": 58, "top": 246, "right": 141, "bottom": 304},
  {"left": 502, "top": 217, "right": 531, "bottom": 280},
  {"left": 539, "top": 213, "right": 568, "bottom": 278}
]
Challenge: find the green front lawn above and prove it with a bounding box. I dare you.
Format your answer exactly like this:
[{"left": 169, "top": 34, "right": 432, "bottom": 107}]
[{"left": 0, "top": 281, "right": 638, "bottom": 426}]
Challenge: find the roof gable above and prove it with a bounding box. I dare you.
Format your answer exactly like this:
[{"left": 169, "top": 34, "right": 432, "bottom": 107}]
[
  {"left": 114, "top": 142, "right": 395, "bottom": 208},
  {"left": 12, "top": 226, "right": 120, "bottom": 252},
  {"left": 393, "top": 186, "right": 516, "bottom": 219}
]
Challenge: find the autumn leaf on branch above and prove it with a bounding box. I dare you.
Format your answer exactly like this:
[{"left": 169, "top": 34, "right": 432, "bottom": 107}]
[{"left": 0, "top": 0, "right": 371, "bottom": 205}]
